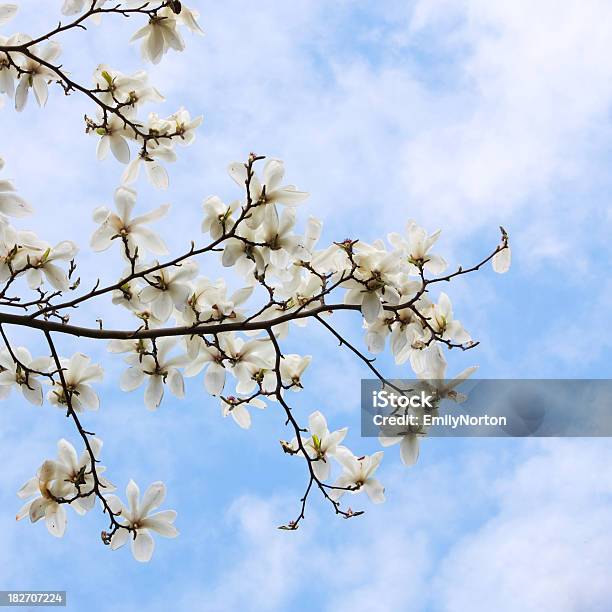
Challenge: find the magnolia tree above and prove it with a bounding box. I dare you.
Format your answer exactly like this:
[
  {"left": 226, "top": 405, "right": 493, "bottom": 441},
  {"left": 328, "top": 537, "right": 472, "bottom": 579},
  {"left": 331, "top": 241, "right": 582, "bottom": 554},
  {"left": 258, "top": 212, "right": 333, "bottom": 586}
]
[{"left": 0, "top": 1, "right": 511, "bottom": 563}]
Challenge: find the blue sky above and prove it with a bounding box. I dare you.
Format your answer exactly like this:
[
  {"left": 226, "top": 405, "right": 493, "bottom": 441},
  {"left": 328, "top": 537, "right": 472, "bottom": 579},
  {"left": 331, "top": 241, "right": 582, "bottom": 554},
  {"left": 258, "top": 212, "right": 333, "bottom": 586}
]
[{"left": 1, "top": 1, "right": 612, "bottom": 610}]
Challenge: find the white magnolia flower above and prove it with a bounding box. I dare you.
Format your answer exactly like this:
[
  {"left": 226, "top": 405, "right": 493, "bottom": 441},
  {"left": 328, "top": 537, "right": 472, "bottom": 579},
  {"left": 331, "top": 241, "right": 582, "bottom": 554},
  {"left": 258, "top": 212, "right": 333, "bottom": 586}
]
[
  {"left": 258, "top": 205, "right": 303, "bottom": 274},
  {"left": 140, "top": 260, "right": 198, "bottom": 322},
  {"left": 16, "top": 438, "right": 112, "bottom": 537},
  {"left": 121, "top": 143, "right": 176, "bottom": 189},
  {"left": 48, "top": 438, "right": 114, "bottom": 513},
  {"left": 0, "top": 159, "right": 33, "bottom": 217},
  {"left": 221, "top": 229, "right": 265, "bottom": 280},
  {"left": 182, "top": 278, "right": 252, "bottom": 324},
  {"left": 388, "top": 220, "right": 447, "bottom": 275},
  {"left": 291, "top": 411, "right": 347, "bottom": 480},
  {"left": 131, "top": 6, "right": 201, "bottom": 64},
  {"left": 417, "top": 344, "right": 478, "bottom": 403},
  {"left": 228, "top": 158, "right": 308, "bottom": 229},
  {"left": 16, "top": 460, "right": 70, "bottom": 538},
  {"left": 281, "top": 354, "right": 311, "bottom": 389},
  {"left": 95, "top": 112, "right": 134, "bottom": 163},
  {"left": 107, "top": 480, "right": 178, "bottom": 563},
  {"left": 343, "top": 243, "right": 401, "bottom": 324},
  {"left": 379, "top": 432, "right": 420, "bottom": 467},
  {"left": 386, "top": 284, "right": 430, "bottom": 364},
  {"left": 202, "top": 195, "right": 238, "bottom": 240},
  {"left": 120, "top": 338, "right": 187, "bottom": 410},
  {"left": 184, "top": 341, "right": 226, "bottom": 395},
  {"left": 107, "top": 337, "right": 153, "bottom": 358},
  {"left": 492, "top": 245, "right": 511, "bottom": 273},
  {"left": 276, "top": 270, "right": 324, "bottom": 312},
  {"left": 0, "top": 347, "right": 50, "bottom": 405},
  {"left": 221, "top": 395, "right": 266, "bottom": 429},
  {"left": 229, "top": 158, "right": 309, "bottom": 207},
  {"left": 0, "top": 33, "right": 19, "bottom": 97},
  {"left": 91, "top": 186, "right": 169, "bottom": 258},
  {"left": 222, "top": 334, "right": 274, "bottom": 395},
  {"left": 26, "top": 240, "right": 78, "bottom": 291},
  {"left": 169, "top": 107, "right": 203, "bottom": 146},
  {"left": 47, "top": 353, "right": 104, "bottom": 412},
  {"left": 426, "top": 292, "right": 471, "bottom": 344},
  {"left": 93, "top": 64, "right": 164, "bottom": 107},
  {"left": 174, "top": 4, "right": 204, "bottom": 35},
  {"left": 184, "top": 332, "right": 273, "bottom": 396},
  {"left": 14, "top": 40, "right": 62, "bottom": 111},
  {"left": 330, "top": 448, "right": 385, "bottom": 504},
  {"left": 0, "top": 225, "right": 44, "bottom": 281}
]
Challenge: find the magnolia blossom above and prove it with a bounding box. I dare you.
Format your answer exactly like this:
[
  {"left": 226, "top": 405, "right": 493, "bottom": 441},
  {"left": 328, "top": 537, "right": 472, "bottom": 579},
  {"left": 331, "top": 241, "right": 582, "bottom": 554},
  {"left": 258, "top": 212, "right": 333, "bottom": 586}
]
[
  {"left": 16, "top": 460, "right": 70, "bottom": 538},
  {"left": 26, "top": 240, "right": 78, "bottom": 291},
  {"left": 140, "top": 260, "right": 198, "bottom": 322},
  {"left": 180, "top": 278, "right": 252, "bottom": 325},
  {"left": 120, "top": 338, "right": 187, "bottom": 410},
  {"left": 222, "top": 334, "right": 275, "bottom": 395},
  {"left": 121, "top": 143, "right": 176, "bottom": 189},
  {"left": 16, "top": 438, "right": 113, "bottom": 536},
  {"left": 330, "top": 449, "right": 385, "bottom": 504},
  {"left": 93, "top": 64, "right": 164, "bottom": 107},
  {"left": 417, "top": 344, "right": 478, "bottom": 402},
  {"left": 109, "top": 265, "right": 162, "bottom": 320},
  {"left": 221, "top": 229, "right": 265, "bottom": 280},
  {"left": 388, "top": 220, "right": 447, "bottom": 275},
  {"left": 221, "top": 395, "right": 266, "bottom": 429},
  {"left": 0, "top": 34, "right": 19, "bottom": 98},
  {"left": 343, "top": 243, "right": 401, "bottom": 324},
  {"left": 291, "top": 411, "right": 347, "bottom": 480},
  {"left": 107, "top": 480, "right": 178, "bottom": 563},
  {"left": 0, "top": 158, "right": 33, "bottom": 218},
  {"left": 426, "top": 292, "right": 471, "bottom": 345},
  {"left": 95, "top": 111, "right": 134, "bottom": 163},
  {"left": 14, "top": 39, "right": 62, "bottom": 111},
  {"left": 184, "top": 332, "right": 274, "bottom": 396},
  {"left": 379, "top": 432, "right": 421, "bottom": 467},
  {"left": 228, "top": 158, "right": 308, "bottom": 229},
  {"left": 258, "top": 205, "right": 304, "bottom": 276},
  {"left": 202, "top": 195, "right": 238, "bottom": 240},
  {"left": 107, "top": 337, "right": 153, "bottom": 358},
  {"left": 0, "top": 347, "right": 50, "bottom": 405},
  {"left": 229, "top": 158, "right": 309, "bottom": 207},
  {"left": 131, "top": 5, "right": 203, "bottom": 64},
  {"left": 493, "top": 245, "right": 512, "bottom": 273},
  {"left": 169, "top": 107, "right": 202, "bottom": 146},
  {"left": 184, "top": 342, "right": 226, "bottom": 395},
  {"left": 281, "top": 354, "right": 311, "bottom": 388},
  {"left": 91, "top": 186, "right": 169, "bottom": 258},
  {"left": 47, "top": 353, "right": 104, "bottom": 412},
  {"left": 0, "top": 225, "right": 44, "bottom": 281}
]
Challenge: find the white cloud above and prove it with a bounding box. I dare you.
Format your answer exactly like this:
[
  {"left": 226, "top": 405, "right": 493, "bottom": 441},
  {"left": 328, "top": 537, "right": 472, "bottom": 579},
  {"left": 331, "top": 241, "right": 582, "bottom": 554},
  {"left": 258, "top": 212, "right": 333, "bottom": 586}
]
[
  {"left": 189, "top": 440, "right": 612, "bottom": 612},
  {"left": 432, "top": 439, "right": 612, "bottom": 611}
]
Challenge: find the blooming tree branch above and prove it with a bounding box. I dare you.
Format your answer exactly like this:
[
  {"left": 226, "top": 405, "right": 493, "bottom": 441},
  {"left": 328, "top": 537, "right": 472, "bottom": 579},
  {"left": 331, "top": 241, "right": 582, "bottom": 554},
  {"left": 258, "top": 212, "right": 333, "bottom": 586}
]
[{"left": 0, "top": 1, "right": 511, "bottom": 561}]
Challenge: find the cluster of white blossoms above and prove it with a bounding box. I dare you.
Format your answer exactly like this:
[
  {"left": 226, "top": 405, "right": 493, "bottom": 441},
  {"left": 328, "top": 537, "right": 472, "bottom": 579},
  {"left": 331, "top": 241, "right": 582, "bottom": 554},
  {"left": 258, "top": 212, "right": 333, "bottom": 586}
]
[
  {"left": 0, "top": 157, "right": 78, "bottom": 290},
  {"left": 0, "top": 0, "right": 512, "bottom": 559},
  {"left": 15, "top": 437, "right": 177, "bottom": 561},
  {"left": 16, "top": 438, "right": 113, "bottom": 537},
  {"left": 88, "top": 66, "right": 203, "bottom": 188},
  {"left": 0, "top": 2, "right": 203, "bottom": 187}
]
